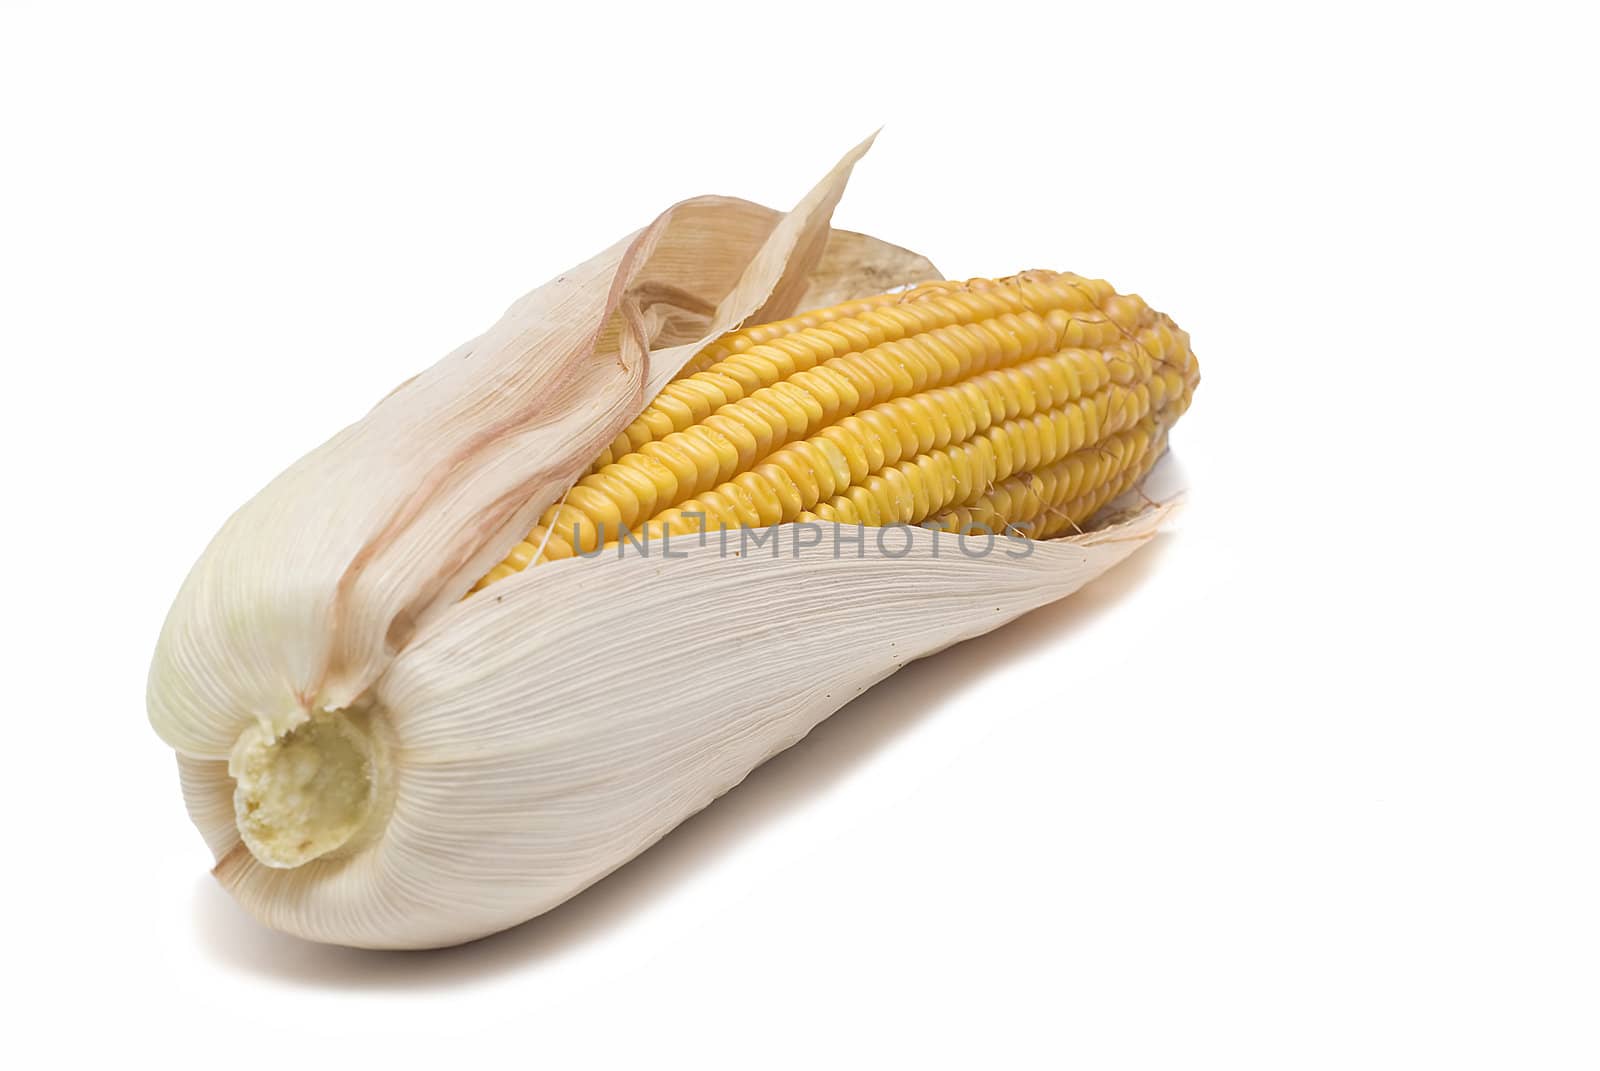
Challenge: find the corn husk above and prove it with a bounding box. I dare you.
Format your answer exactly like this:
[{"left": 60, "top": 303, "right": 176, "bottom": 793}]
[{"left": 149, "top": 136, "right": 1180, "bottom": 949}]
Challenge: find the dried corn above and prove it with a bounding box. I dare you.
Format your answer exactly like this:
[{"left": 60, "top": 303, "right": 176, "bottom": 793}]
[
  {"left": 476, "top": 271, "right": 1196, "bottom": 585},
  {"left": 145, "top": 142, "right": 1200, "bottom": 949}
]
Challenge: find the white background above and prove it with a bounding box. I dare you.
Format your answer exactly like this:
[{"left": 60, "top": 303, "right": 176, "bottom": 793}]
[{"left": 4, "top": 1, "right": 1596, "bottom": 1066}]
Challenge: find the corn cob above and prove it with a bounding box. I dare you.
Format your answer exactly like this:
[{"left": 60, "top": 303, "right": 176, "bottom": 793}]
[
  {"left": 147, "top": 140, "right": 1203, "bottom": 949},
  {"left": 474, "top": 271, "right": 1198, "bottom": 587}
]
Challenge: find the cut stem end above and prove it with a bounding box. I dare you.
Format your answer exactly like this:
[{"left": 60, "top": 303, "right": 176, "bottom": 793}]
[{"left": 228, "top": 708, "right": 386, "bottom": 869}]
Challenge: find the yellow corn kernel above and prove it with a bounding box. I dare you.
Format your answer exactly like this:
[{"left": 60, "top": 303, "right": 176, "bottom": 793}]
[{"left": 473, "top": 270, "right": 1198, "bottom": 590}]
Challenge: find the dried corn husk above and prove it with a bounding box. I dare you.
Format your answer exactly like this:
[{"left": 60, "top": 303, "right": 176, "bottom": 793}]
[{"left": 149, "top": 136, "right": 1181, "bottom": 949}]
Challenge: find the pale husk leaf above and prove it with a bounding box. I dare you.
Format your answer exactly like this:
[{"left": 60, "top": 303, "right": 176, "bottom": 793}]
[
  {"left": 148, "top": 134, "right": 940, "bottom": 759},
  {"left": 794, "top": 228, "right": 940, "bottom": 311},
  {"left": 198, "top": 502, "right": 1175, "bottom": 949}
]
